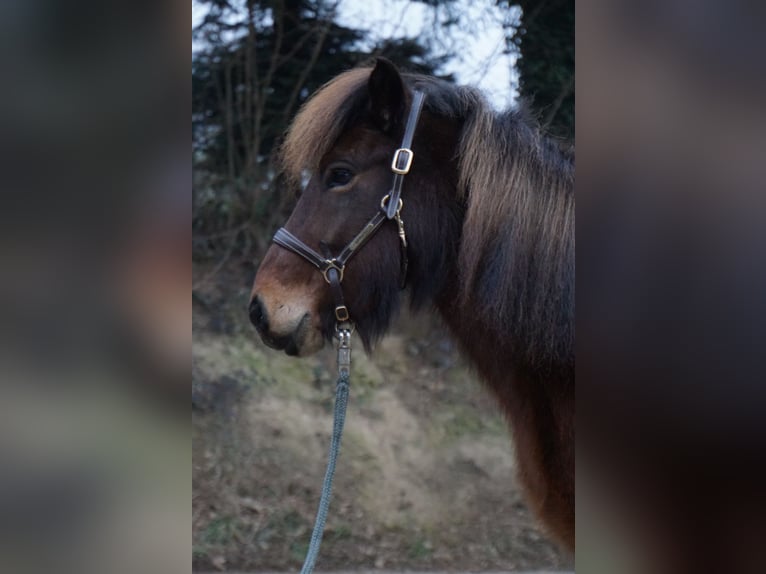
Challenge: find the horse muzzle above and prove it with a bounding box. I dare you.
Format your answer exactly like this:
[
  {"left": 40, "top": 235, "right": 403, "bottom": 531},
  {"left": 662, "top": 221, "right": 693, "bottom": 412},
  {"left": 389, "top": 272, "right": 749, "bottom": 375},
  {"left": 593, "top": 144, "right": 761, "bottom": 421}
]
[{"left": 248, "top": 294, "right": 323, "bottom": 357}]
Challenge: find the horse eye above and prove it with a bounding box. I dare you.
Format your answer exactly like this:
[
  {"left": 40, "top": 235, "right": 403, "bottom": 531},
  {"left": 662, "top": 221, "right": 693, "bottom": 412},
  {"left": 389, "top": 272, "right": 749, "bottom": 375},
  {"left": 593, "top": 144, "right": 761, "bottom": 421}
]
[{"left": 326, "top": 168, "right": 354, "bottom": 189}]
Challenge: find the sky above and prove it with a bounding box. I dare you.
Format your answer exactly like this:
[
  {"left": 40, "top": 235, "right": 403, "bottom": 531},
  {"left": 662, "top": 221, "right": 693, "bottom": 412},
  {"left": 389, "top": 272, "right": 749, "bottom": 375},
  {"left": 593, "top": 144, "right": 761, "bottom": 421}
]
[
  {"left": 335, "top": 0, "right": 518, "bottom": 109},
  {"left": 192, "top": 0, "right": 518, "bottom": 109}
]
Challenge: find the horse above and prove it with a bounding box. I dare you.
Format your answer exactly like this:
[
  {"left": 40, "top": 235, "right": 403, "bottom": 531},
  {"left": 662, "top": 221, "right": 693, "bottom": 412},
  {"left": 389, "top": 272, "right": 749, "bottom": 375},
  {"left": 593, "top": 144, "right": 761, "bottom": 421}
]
[{"left": 249, "top": 58, "right": 574, "bottom": 552}]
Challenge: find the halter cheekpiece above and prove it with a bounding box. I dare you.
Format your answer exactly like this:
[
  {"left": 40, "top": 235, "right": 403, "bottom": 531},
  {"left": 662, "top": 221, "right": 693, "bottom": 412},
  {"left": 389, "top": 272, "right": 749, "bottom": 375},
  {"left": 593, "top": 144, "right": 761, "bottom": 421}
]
[{"left": 272, "top": 90, "right": 426, "bottom": 330}]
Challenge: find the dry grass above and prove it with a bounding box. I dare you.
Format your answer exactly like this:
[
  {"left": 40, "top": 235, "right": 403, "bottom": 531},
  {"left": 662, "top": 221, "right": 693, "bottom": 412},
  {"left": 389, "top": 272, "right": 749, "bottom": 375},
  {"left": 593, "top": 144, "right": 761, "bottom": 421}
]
[{"left": 192, "top": 263, "right": 570, "bottom": 572}]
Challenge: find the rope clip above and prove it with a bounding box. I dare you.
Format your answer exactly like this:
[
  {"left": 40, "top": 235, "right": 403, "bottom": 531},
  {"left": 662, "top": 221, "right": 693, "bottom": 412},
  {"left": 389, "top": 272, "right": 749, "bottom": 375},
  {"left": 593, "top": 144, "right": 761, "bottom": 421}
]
[{"left": 335, "top": 325, "right": 352, "bottom": 378}]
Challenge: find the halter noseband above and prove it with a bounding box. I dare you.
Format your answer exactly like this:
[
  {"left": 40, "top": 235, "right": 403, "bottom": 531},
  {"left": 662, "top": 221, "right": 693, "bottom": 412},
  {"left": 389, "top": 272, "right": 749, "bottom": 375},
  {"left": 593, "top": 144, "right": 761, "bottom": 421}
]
[{"left": 272, "top": 90, "right": 426, "bottom": 328}]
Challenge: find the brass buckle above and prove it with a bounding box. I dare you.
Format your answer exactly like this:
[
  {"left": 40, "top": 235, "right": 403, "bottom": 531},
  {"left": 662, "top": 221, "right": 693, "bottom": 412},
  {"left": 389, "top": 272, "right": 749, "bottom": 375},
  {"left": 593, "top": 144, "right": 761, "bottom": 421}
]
[
  {"left": 321, "top": 260, "right": 345, "bottom": 284},
  {"left": 334, "top": 305, "right": 350, "bottom": 322},
  {"left": 391, "top": 148, "right": 414, "bottom": 174}
]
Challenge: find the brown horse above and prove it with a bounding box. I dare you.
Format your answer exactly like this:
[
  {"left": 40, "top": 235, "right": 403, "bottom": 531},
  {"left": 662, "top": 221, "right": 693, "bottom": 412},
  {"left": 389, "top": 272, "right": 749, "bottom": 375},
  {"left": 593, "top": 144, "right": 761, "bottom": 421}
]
[{"left": 250, "top": 59, "right": 574, "bottom": 551}]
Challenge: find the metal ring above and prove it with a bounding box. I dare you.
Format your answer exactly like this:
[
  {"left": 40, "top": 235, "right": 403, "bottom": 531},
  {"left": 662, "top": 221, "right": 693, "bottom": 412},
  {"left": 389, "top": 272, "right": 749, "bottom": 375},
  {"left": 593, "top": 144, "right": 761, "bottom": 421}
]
[
  {"left": 380, "top": 194, "right": 403, "bottom": 213},
  {"left": 321, "top": 260, "right": 345, "bottom": 284}
]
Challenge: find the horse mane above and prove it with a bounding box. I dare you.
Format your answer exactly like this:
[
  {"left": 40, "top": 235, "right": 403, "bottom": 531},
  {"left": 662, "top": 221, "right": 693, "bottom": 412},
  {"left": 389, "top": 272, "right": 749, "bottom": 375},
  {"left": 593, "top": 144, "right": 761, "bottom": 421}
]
[
  {"left": 281, "top": 66, "right": 574, "bottom": 375},
  {"left": 458, "top": 99, "right": 575, "bottom": 375}
]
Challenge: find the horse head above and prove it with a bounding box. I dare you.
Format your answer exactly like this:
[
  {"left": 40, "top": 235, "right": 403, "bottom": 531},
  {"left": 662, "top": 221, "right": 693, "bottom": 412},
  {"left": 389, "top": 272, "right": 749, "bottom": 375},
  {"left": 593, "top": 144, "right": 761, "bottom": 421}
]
[{"left": 250, "top": 59, "right": 461, "bottom": 355}]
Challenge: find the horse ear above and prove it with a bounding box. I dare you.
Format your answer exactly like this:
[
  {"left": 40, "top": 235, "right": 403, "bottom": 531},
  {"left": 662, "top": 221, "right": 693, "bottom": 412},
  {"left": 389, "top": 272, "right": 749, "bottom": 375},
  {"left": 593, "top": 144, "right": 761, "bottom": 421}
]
[{"left": 368, "top": 58, "right": 406, "bottom": 133}]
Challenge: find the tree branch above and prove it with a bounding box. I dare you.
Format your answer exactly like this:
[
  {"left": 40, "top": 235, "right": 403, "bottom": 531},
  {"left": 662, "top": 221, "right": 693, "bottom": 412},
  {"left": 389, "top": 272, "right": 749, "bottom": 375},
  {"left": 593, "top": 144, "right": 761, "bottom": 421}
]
[{"left": 542, "top": 73, "right": 574, "bottom": 133}]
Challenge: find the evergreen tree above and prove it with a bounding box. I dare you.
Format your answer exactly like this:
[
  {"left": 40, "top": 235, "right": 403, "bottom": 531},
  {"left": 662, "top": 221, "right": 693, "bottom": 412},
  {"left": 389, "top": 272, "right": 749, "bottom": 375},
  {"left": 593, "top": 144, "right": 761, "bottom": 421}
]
[
  {"left": 192, "top": 0, "right": 452, "bottom": 254},
  {"left": 193, "top": 0, "right": 450, "bottom": 181},
  {"left": 501, "top": 0, "right": 574, "bottom": 141}
]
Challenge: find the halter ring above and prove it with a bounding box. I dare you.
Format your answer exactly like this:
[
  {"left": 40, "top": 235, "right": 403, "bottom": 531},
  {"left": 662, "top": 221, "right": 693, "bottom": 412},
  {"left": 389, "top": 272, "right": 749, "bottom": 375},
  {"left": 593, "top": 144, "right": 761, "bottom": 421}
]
[
  {"left": 380, "top": 194, "right": 403, "bottom": 214},
  {"left": 321, "top": 260, "right": 345, "bottom": 284}
]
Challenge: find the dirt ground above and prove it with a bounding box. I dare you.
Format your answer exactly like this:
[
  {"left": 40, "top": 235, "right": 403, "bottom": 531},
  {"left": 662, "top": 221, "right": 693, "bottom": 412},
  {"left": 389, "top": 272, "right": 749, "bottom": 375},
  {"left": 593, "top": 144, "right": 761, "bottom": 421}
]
[{"left": 192, "top": 264, "right": 572, "bottom": 572}]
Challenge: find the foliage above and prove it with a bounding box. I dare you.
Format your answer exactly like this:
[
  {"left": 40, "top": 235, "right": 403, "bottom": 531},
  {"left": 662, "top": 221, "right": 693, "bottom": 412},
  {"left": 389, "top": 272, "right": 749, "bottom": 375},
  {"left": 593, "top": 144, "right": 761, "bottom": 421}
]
[
  {"left": 501, "top": 0, "right": 574, "bottom": 141},
  {"left": 191, "top": 0, "right": 574, "bottom": 260},
  {"left": 192, "top": 0, "right": 450, "bottom": 257}
]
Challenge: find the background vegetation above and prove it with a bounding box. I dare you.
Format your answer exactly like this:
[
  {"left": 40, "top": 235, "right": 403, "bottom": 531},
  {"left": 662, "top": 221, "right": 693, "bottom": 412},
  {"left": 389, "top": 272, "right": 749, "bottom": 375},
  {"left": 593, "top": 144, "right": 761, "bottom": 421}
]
[{"left": 192, "top": 0, "right": 574, "bottom": 264}]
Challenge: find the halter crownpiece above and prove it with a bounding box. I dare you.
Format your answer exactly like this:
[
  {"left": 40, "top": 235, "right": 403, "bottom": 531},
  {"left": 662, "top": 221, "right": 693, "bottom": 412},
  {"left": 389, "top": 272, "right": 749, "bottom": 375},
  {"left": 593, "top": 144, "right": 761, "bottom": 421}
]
[
  {"left": 386, "top": 90, "right": 425, "bottom": 218},
  {"left": 272, "top": 90, "right": 426, "bottom": 328}
]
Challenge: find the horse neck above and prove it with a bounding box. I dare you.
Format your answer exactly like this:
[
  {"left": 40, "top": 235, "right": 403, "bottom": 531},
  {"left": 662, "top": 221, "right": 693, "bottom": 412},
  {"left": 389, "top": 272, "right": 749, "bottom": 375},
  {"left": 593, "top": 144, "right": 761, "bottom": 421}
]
[{"left": 429, "top": 117, "right": 575, "bottom": 383}]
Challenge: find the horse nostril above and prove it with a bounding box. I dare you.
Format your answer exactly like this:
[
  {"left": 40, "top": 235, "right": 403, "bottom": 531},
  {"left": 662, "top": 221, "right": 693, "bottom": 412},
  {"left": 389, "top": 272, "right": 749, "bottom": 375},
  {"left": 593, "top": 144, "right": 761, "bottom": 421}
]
[{"left": 249, "top": 297, "right": 269, "bottom": 333}]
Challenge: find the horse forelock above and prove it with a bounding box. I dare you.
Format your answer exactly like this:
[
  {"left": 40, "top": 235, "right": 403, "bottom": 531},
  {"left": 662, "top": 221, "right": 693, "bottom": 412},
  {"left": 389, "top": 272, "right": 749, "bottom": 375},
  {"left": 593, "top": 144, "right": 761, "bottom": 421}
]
[
  {"left": 280, "top": 66, "right": 475, "bottom": 185},
  {"left": 280, "top": 67, "right": 372, "bottom": 185}
]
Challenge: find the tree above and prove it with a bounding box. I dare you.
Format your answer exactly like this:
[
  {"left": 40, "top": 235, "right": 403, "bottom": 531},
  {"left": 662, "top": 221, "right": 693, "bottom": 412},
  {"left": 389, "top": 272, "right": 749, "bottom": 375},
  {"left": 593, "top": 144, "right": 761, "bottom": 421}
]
[
  {"left": 192, "top": 0, "right": 451, "bottom": 255},
  {"left": 501, "top": 0, "right": 574, "bottom": 141}
]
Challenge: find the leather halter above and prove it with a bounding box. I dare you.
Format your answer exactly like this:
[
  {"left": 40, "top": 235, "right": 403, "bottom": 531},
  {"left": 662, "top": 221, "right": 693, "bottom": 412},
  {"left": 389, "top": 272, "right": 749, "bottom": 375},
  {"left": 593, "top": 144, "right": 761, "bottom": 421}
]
[{"left": 272, "top": 90, "right": 426, "bottom": 327}]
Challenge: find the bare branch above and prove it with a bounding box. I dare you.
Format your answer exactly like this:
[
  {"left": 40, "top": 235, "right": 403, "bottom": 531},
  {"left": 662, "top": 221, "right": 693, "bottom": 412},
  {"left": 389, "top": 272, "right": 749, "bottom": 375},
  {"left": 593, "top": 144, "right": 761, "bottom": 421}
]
[
  {"left": 281, "top": 2, "right": 339, "bottom": 125},
  {"left": 542, "top": 74, "right": 574, "bottom": 133}
]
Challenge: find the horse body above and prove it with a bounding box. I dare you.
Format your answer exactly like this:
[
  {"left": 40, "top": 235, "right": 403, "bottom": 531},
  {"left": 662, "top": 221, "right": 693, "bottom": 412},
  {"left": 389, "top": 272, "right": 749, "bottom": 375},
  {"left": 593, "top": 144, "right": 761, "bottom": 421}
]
[{"left": 251, "top": 59, "right": 574, "bottom": 551}]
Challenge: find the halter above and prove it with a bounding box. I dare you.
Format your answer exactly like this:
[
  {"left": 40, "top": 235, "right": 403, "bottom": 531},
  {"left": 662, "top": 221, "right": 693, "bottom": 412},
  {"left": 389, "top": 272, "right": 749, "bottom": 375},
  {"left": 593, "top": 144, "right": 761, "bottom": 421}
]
[{"left": 272, "top": 90, "right": 426, "bottom": 332}]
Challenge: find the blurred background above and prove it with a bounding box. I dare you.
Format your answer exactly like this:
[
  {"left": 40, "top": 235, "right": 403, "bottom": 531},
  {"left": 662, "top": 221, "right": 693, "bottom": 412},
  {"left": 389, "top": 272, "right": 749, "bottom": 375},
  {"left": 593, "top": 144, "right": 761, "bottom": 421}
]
[
  {"left": 0, "top": 0, "right": 189, "bottom": 572},
  {"left": 577, "top": 1, "right": 766, "bottom": 572},
  {"left": 191, "top": 0, "right": 573, "bottom": 571}
]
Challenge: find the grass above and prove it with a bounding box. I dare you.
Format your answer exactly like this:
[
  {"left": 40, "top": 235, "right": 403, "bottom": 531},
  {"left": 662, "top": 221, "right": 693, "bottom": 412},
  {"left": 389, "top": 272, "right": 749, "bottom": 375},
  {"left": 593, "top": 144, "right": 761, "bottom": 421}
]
[
  {"left": 202, "top": 515, "right": 238, "bottom": 545},
  {"left": 430, "top": 403, "right": 507, "bottom": 446},
  {"left": 192, "top": 282, "right": 568, "bottom": 572},
  {"left": 289, "top": 540, "right": 309, "bottom": 563},
  {"left": 407, "top": 536, "right": 434, "bottom": 560},
  {"left": 328, "top": 522, "right": 353, "bottom": 541}
]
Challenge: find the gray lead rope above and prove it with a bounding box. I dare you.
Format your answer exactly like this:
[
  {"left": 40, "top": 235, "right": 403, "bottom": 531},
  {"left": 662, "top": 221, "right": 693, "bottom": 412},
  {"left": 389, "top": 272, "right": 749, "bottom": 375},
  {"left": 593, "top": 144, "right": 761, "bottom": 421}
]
[{"left": 299, "top": 327, "right": 352, "bottom": 574}]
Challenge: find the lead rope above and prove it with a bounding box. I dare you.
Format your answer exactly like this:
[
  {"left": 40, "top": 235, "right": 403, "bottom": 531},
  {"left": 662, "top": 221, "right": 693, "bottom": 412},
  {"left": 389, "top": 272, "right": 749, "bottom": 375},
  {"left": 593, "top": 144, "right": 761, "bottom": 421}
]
[{"left": 299, "top": 325, "right": 352, "bottom": 574}]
